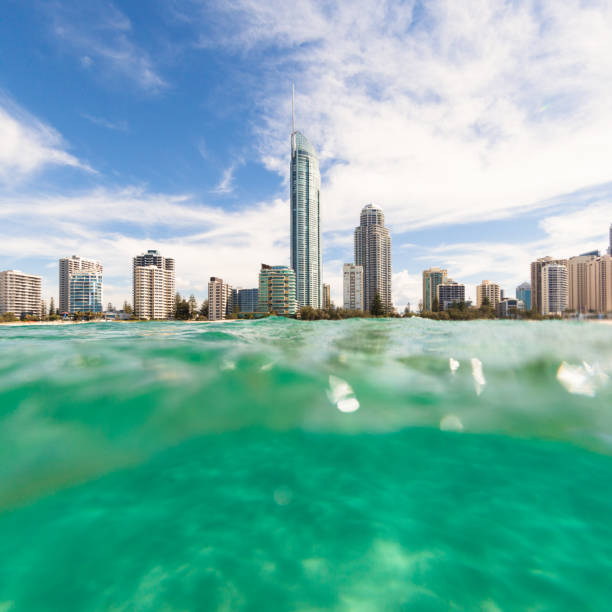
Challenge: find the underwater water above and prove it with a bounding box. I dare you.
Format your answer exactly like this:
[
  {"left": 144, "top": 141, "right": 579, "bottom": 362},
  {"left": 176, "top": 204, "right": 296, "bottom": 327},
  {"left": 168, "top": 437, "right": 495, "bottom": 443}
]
[{"left": 1, "top": 318, "right": 612, "bottom": 610}]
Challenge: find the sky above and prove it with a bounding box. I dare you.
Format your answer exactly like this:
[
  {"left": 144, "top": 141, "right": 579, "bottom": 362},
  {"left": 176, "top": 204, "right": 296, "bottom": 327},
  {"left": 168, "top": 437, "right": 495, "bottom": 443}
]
[{"left": 0, "top": 0, "right": 611, "bottom": 310}]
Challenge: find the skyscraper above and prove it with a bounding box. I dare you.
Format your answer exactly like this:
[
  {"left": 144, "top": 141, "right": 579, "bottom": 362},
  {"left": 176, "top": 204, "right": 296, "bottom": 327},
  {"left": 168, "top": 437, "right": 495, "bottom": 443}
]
[
  {"left": 568, "top": 254, "right": 598, "bottom": 313},
  {"left": 422, "top": 268, "right": 448, "bottom": 311},
  {"left": 290, "top": 87, "right": 321, "bottom": 309},
  {"left": 59, "top": 255, "right": 103, "bottom": 314},
  {"left": 231, "top": 288, "right": 259, "bottom": 314},
  {"left": 0, "top": 270, "right": 42, "bottom": 318},
  {"left": 258, "top": 264, "right": 297, "bottom": 316},
  {"left": 541, "top": 264, "right": 568, "bottom": 315},
  {"left": 69, "top": 272, "right": 103, "bottom": 313},
  {"left": 437, "top": 282, "right": 465, "bottom": 311},
  {"left": 608, "top": 223, "right": 612, "bottom": 256},
  {"left": 355, "top": 204, "right": 392, "bottom": 313},
  {"left": 516, "top": 282, "right": 531, "bottom": 310},
  {"left": 530, "top": 257, "right": 568, "bottom": 313},
  {"left": 343, "top": 264, "right": 364, "bottom": 311},
  {"left": 587, "top": 255, "right": 612, "bottom": 313},
  {"left": 476, "top": 280, "right": 501, "bottom": 308},
  {"left": 133, "top": 250, "right": 175, "bottom": 319},
  {"left": 322, "top": 283, "right": 331, "bottom": 309},
  {"left": 208, "top": 277, "right": 232, "bottom": 321}
]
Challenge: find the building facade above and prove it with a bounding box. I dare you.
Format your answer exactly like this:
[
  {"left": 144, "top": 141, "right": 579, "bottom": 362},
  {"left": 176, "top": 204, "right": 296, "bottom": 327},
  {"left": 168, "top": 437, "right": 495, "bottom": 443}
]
[
  {"left": 258, "top": 264, "right": 297, "bottom": 316},
  {"left": 133, "top": 250, "right": 175, "bottom": 319},
  {"left": 568, "top": 254, "right": 598, "bottom": 313},
  {"left": 476, "top": 280, "right": 501, "bottom": 308},
  {"left": 69, "top": 272, "right": 103, "bottom": 313},
  {"left": 541, "top": 264, "right": 568, "bottom": 315},
  {"left": 232, "top": 288, "right": 258, "bottom": 314},
  {"left": 422, "top": 268, "right": 448, "bottom": 311},
  {"left": 437, "top": 282, "right": 465, "bottom": 310},
  {"left": 343, "top": 264, "right": 364, "bottom": 311},
  {"left": 322, "top": 283, "right": 331, "bottom": 309},
  {"left": 530, "top": 257, "right": 568, "bottom": 314},
  {"left": 516, "top": 282, "right": 531, "bottom": 310},
  {"left": 59, "top": 255, "right": 103, "bottom": 314},
  {"left": 290, "top": 125, "right": 321, "bottom": 309},
  {"left": 587, "top": 255, "right": 612, "bottom": 313},
  {"left": 355, "top": 204, "right": 392, "bottom": 313},
  {"left": 497, "top": 298, "right": 525, "bottom": 318},
  {"left": 208, "top": 277, "right": 232, "bottom": 320},
  {"left": 0, "top": 270, "right": 42, "bottom": 318}
]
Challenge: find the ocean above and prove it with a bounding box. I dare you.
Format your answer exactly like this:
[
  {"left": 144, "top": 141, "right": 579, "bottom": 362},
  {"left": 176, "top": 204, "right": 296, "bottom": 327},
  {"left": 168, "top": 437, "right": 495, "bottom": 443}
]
[{"left": 1, "top": 318, "right": 612, "bottom": 610}]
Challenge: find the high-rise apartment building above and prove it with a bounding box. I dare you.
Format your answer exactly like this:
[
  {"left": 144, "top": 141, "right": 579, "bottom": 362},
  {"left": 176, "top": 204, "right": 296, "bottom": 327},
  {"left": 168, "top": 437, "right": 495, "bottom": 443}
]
[
  {"left": 355, "top": 204, "right": 392, "bottom": 313},
  {"left": 422, "top": 268, "right": 448, "bottom": 311},
  {"left": 0, "top": 270, "right": 42, "bottom": 318},
  {"left": 343, "top": 264, "right": 364, "bottom": 311},
  {"left": 322, "top": 283, "right": 331, "bottom": 309},
  {"left": 530, "top": 257, "right": 567, "bottom": 313},
  {"left": 476, "top": 280, "right": 501, "bottom": 308},
  {"left": 587, "top": 255, "right": 612, "bottom": 313},
  {"left": 208, "top": 277, "right": 232, "bottom": 320},
  {"left": 541, "top": 264, "right": 568, "bottom": 315},
  {"left": 516, "top": 282, "right": 531, "bottom": 310},
  {"left": 59, "top": 255, "right": 103, "bottom": 314},
  {"left": 290, "top": 91, "right": 321, "bottom": 309},
  {"left": 258, "top": 264, "right": 297, "bottom": 316},
  {"left": 231, "top": 288, "right": 258, "bottom": 314},
  {"left": 568, "top": 254, "right": 598, "bottom": 313},
  {"left": 437, "top": 282, "right": 465, "bottom": 311},
  {"left": 608, "top": 223, "right": 612, "bottom": 256},
  {"left": 69, "top": 272, "right": 103, "bottom": 313},
  {"left": 133, "top": 250, "right": 175, "bottom": 319}
]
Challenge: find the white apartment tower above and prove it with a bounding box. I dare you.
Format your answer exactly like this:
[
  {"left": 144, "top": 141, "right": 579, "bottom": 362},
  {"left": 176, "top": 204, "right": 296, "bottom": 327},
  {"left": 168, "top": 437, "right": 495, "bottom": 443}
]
[
  {"left": 208, "top": 277, "right": 232, "bottom": 320},
  {"left": 133, "top": 250, "right": 175, "bottom": 319},
  {"left": 541, "top": 264, "right": 568, "bottom": 315},
  {"left": 343, "top": 264, "right": 364, "bottom": 311},
  {"left": 59, "top": 255, "right": 103, "bottom": 314},
  {"left": 0, "top": 270, "right": 42, "bottom": 318}
]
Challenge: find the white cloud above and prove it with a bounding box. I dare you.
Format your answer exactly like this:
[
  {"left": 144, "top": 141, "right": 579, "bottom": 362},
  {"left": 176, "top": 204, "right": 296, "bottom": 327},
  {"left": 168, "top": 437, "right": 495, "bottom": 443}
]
[
  {"left": 212, "top": 161, "right": 242, "bottom": 194},
  {"left": 205, "top": 0, "right": 612, "bottom": 234},
  {"left": 0, "top": 97, "right": 91, "bottom": 182},
  {"left": 81, "top": 113, "right": 128, "bottom": 132},
  {"left": 50, "top": 2, "right": 166, "bottom": 91}
]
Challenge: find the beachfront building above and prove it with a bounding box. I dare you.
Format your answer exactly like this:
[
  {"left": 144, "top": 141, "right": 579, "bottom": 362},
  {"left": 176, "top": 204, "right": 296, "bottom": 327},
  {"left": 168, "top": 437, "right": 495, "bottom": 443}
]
[
  {"left": 476, "top": 280, "right": 501, "bottom": 308},
  {"left": 322, "top": 283, "right": 331, "bottom": 309},
  {"left": 133, "top": 250, "right": 175, "bottom": 319},
  {"left": 232, "top": 288, "right": 258, "bottom": 314},
  {"left": 355, "top": 204, "right": 392, "bottom": 313},
  {"left": 290, "top": 93, "right": 321, "bottom": 309},
  {"left": 516, "top": 282, "right": 531, "bottom": 310},
  {"left": 568, "top": 254, "right": 598, "bottom": 313},
  {"left": 59, "top": 255, "right": 103, "bottom": 314},
  {"left": 530, "top": 257, "right": 568, "bottom": 313},
  {"left": 0, "top": 270, "right": 42, "bottom": 318},
  {"left": 258, "top": 264, "right": 297, "bottom": 316},
  {"left": 541, "top": 264, "right": 568, "bottom": 315},
  {"left": 437, "top": 282, "right": 466, "bottom": 311},
  {"left": 422, "top": 268, "right": 448, "bottom": 311},
  {"left": 208, "top": 277, "right": 232, "bottom": 321},
  {"left": 587, "top": 255, "right": 612, "bottom": 313},
  {"left": 497, "top": 298, "right": 525, "bottom": 318},
  {"left": 343, "top": 264, "right": 364, "bottom": 311},
  {"left": 69, "top": 272, "right": 103, "bottom": 314}
]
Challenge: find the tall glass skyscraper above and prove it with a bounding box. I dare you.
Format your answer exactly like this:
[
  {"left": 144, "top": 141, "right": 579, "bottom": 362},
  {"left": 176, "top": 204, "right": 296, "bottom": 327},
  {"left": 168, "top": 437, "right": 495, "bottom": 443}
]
[{"left": 290, "top": 92, "right": 321, "bottom": 309}]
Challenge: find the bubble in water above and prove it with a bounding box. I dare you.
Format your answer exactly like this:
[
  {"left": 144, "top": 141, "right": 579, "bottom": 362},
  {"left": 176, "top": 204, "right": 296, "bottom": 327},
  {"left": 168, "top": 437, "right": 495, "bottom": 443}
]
[
  {"left": 440, "top": 415, "right": 464, "bottom": 432},
  {"left": 471, "top": 358, "right": 486, "bottom": 395},
  {"left": 556, "top": 361, "right": 608, "bottom": 397},
  {"left": 449, "top": 358, "right": 460, "bottom": 373},
  {"left": 273, "top": 486, "right": 293, "bottom": 506},
  {"left": 327, "top": 375, "right": 360, "bottom": 413}
]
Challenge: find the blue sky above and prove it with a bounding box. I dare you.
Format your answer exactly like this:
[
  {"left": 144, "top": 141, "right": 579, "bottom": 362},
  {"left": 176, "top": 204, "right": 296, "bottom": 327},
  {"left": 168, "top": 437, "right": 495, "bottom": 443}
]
[{"left": 0, "top": 0, "right": 611, "bottom": 308}]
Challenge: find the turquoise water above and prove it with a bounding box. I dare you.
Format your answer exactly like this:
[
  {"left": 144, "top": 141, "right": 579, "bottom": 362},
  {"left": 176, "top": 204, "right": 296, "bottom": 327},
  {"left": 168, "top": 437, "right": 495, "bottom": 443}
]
[{"left": 1, "top": 318, "right": 612, "bottom": 610}]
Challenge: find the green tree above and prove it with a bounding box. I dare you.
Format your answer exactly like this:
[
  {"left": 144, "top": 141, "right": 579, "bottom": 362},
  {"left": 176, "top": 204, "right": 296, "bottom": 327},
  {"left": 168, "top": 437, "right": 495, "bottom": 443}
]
[
  {"left": 199, "top": 299, "right": 209, "bottom": 318},
  {"left": 370, "top": 292, "right": 384, "bottom": 316},
  {"left": 122, "top": 300, "right": 133, "bottom": 314},
  {"left": 188, "top": 294, "right": 197, "bottom": 318},
  {"left": 432, "top": 297, "right": 439, "bottom": 312},
  {"left": 49, "top": 297, "right": 55, "bottom": 317},
  {"left": 175, "top": 295, "right": 190, "bottom": 320}
]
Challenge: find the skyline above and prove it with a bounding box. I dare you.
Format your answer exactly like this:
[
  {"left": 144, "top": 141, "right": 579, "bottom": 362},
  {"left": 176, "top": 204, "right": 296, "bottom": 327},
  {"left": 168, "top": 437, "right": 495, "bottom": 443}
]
[{"left": 1, "top": 1, "right": 612, "bottom": 309}]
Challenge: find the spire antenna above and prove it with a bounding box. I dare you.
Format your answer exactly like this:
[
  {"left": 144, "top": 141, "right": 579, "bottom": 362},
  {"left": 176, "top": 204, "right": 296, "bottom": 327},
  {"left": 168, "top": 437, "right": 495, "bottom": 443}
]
[{"left": 291, "top": 82, "right": 295, "bottom": 134}]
